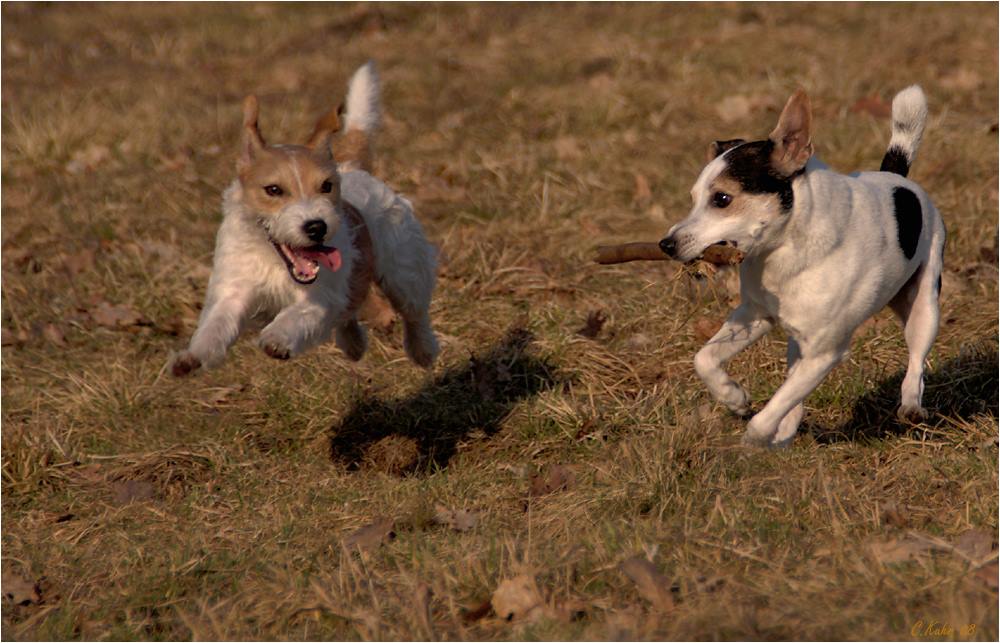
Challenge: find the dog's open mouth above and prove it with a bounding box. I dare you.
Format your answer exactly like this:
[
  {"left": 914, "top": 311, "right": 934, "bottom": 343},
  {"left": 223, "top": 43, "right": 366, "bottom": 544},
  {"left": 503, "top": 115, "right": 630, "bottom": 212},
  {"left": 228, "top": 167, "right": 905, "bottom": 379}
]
[{"left": 271, "top": 241, "right": 342, "bottom": 284}]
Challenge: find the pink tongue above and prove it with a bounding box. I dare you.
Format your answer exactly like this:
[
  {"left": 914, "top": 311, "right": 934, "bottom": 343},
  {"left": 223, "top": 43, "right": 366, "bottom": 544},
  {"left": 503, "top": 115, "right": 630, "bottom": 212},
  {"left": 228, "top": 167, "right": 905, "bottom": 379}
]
[{"left": 298, "top": 246, "right": 342, "bottom": 272}]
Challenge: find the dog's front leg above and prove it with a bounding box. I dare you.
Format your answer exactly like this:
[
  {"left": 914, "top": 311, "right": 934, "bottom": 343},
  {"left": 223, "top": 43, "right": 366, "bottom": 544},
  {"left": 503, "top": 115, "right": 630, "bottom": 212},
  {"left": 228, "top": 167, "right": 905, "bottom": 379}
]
[
  {"left": 172, "top": 290, "right": 252, "bottom": 376},
  {"left": 694, "top": 304, "right": 773, "bottom": 416},
  {"left": 258, "top": 297, "right": 339, "bottom": 360},
  {"left": 742, "top": 346, "right": 846, "bottom": 447},
  {"left": 770, "top": 338, "right": 804, "bottom": 448}
]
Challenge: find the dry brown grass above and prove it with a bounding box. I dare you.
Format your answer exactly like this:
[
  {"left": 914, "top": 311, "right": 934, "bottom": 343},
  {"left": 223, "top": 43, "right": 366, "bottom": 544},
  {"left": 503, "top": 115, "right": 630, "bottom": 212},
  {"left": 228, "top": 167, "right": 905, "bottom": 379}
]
[{"left": 2, "top": 3, "right": 997, "bottom": 640}]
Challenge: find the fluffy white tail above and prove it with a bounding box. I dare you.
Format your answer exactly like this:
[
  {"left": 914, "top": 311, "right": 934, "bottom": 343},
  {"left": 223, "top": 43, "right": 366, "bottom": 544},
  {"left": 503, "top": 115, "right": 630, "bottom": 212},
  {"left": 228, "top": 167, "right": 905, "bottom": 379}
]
[
  {"left": 343, "top": 61, "right": 380, "bottom": 134},
  {"left": 880, "top": 85, "right": 928, "bottom": 177}
]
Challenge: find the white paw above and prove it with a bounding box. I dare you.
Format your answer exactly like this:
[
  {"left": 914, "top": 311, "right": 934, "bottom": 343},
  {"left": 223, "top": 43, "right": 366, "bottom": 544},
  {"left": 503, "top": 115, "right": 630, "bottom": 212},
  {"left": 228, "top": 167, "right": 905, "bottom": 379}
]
[{"left": 720, "top": 384, "right": 752, "bottom": 417}]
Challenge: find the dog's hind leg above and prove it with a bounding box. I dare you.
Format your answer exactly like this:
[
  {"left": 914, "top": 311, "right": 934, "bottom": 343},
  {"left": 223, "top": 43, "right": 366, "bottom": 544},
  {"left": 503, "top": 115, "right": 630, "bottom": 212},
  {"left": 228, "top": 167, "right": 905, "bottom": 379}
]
[
  {"left": 694, "top": 304, "right": 773, "bottom": 416},
  {"left": 770, "top": 338, "right": 805, "bottom": 448},
  {"left": 335, "top": 318, "right": 368, "bottom": 361},
  {"left": 377, "top": 275, "right": 439, "bottom": 369},
  {"left": 889, "top": 256, "right": 942, "bottom": 423}
]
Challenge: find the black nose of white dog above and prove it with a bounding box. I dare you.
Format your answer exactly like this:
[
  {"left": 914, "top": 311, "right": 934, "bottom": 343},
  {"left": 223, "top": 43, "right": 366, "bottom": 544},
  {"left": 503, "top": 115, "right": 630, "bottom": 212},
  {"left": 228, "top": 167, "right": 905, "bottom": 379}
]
[
  {"left": 304, "top": 220, "right": 327, "bottom": 243},
  {"left": 659, "top": 236, "right": 676, "bottom": 258}
]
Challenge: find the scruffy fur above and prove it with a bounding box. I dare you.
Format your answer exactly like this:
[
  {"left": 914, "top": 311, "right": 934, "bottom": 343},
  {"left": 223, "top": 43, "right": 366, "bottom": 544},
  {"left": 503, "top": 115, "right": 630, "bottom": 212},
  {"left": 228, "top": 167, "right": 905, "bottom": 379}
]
[
  {"left": 661, "top": 86, "right": 944, "bottom": 448},
  {"left": 171, "top": 62, "right": 439, "bottom": 376}
]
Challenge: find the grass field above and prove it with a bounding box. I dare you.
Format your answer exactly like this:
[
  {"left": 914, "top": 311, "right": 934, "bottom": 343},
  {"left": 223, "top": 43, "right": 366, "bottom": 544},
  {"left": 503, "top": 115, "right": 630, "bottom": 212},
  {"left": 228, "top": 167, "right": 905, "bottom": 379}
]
[{"left": 2, "top": 2, "right": 998, "bottom": 640}]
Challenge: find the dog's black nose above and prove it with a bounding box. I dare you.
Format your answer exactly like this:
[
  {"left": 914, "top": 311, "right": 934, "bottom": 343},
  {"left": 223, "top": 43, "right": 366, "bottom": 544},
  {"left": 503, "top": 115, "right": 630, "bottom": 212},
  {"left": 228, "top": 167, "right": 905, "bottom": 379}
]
[
  {"left": 659, "top": 237, "right": 676, "bottom": 258},
  {"left": 303, "top": 220, "right": 327, "bottom": 243}
]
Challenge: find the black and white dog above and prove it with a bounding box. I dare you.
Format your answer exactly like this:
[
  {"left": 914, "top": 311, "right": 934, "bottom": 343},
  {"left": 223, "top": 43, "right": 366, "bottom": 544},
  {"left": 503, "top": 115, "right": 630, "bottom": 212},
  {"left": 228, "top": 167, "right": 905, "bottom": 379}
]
[{"left": 660, "top": 86, "right": 944, "bottom": 447}]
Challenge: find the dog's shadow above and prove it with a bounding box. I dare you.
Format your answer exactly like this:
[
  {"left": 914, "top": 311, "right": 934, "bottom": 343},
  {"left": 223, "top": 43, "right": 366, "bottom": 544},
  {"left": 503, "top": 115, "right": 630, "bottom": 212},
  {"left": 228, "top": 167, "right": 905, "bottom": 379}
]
[
  {"left": 811, "top": 340, "right": 998, "bottom": 443},
  {"left": 329, "top": 328, "right": 560, "bottom": 473}
]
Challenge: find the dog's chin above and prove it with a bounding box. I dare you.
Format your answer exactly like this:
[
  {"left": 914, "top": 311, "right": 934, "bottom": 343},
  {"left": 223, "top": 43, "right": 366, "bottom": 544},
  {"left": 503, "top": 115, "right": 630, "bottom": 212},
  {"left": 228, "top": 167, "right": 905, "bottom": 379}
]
[{"left": 270, "top": 240, "right": 342, "bottom": 284}]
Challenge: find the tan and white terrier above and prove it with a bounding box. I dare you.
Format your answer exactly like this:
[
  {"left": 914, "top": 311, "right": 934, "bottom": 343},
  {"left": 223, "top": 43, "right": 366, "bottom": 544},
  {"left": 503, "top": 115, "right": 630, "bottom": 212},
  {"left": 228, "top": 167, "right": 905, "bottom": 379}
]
[{"left": 171, "top": 62, "right": 439, "bottom": 376}]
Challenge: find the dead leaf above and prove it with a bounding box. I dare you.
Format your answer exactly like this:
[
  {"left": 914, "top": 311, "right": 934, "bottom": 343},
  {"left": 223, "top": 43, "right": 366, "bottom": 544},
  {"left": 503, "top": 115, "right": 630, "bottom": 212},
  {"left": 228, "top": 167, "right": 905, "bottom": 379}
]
[
  {"left": 625, "top": 333, "right": 652, "bottom": 351},
  {"left": 41, "top": 323, "right": 66, "bottom": 347},
  {"left": 692, "top": 317, "right": 723, "bottom": 342},
  {"left": 620, "top": 555, "right": 674, "bottom": 611},
  {"left": 881, "top": 501, "right": 909, "bottom": 529},
  {"left": 576, "top": 310, "right": 606, "bottom": 339},
  {"left": 61, "top": 248, "right": 95, "bottom": 276},
  {"left": 1, "top": 570, "right": 41, "bottom": 605},
  {"left": 971, "top": 562, "right": 998, "bottom": 591},
  {"left": 343, "top": 517, "right": 395, "bottom": 552},
  {"left": 633, "top": 173, "right": 652, "bottom": 207},
  {"left": 491, "top": 575, "right": 545, "bottom": 622},
  {"left": 90, "top": 301, "right": 144, "bottom": 328},
  {"left": 554, "top": 136, "right": 583, "bottom": 161},
  {"left": 111, "top": 480, "right": 157, "bottom": 506},
  {"left": 869, "top": 534, "right": 945, "bottom": 564},
  {"left": 528, "top": 464, "right": 577, "bottom": 498},
  {"left": 953, "top": 529, "right": 996, "bottom": 561},
  {"left": 65, "top": 143, "right": 111, "bottom": 174},
  {"left": 433, "top": 505, "right": 478, "bottom": 532},
  {"left": 462, "top": 599, "right": 493, "bottom": 623},
  {"left": 850, "top": 95, "right": 891, "bottom": 119},
  {"left": 940, "top": 68, "right": 982, "bottom": 91}
]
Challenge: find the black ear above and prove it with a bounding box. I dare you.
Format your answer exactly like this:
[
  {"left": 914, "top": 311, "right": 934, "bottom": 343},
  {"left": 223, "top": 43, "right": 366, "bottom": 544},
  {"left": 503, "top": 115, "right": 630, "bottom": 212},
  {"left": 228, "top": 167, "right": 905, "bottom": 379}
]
[{"left": 707, "top": 138, "right": 746, "bottom": 161}]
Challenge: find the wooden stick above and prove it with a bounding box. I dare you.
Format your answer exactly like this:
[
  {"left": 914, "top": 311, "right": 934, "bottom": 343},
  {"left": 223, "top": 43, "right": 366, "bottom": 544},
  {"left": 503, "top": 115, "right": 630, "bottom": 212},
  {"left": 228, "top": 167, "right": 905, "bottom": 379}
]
[{"left": 593, "top": 241, "right": 745, "bottom": 266}]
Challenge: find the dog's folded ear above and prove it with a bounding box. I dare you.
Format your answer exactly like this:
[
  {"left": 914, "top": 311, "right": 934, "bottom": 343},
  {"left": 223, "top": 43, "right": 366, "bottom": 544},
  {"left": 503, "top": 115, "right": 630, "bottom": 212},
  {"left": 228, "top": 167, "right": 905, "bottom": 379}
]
[
  {"left": 240, "top": 95, "right": 266, "bottom": 169},
  {"left": 707, "top": 138, "right": 747, "bottom": 161},
  {"left": 305, "top": 104, "right": 343, "bottom": 159},
  {"left": 769, "top": 90, "right": 813, "bottom": 176}
]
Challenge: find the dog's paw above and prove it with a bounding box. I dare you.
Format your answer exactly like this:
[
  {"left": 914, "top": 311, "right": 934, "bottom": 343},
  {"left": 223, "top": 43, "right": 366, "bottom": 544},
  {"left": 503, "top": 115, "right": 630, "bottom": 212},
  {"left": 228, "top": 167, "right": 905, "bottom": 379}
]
[
  {"left": 336, "top": 320, "right": 368, "bottom": 362},
  {"left": 721, "top": 385, "right": 752, "bottom": 417},
  {"left": 171, "top": 351, "right": 202, "bottom": 377},
  {"left": 897, "top": 404, "right": 929, "bottom": 424},
  {"left": 403, "top": 321, "right": 439, "bottom": 369},
  {"left": 740, "top": 430, "right": 773, "bottom": 448},
  {"left": 260, "top": 338, "right": 291, "bottom": 360}
]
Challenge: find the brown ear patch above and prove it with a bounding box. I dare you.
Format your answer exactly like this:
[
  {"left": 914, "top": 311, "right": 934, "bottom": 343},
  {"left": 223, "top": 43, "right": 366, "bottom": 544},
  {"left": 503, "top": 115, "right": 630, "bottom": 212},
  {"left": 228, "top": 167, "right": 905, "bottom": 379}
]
[{"left": 305, "top": 104, "right": 342, "bottom": 152}]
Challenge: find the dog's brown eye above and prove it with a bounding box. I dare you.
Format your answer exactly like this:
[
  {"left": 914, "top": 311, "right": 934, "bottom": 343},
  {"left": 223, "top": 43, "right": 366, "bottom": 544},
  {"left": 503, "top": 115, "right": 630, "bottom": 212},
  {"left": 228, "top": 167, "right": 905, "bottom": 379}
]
[
  {"left": 264, "top": 185, "right": 284, "bottom": 197},
  {"left": 320, "top": 180, "right": 333, "bottom": 194},
  {"left": 712, "top": 192, "right": 732, "bottom": 208}
]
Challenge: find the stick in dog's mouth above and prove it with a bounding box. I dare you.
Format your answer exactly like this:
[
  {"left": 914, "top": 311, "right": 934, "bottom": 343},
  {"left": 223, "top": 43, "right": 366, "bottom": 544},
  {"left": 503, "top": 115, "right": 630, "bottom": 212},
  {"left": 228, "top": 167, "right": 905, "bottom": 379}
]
[
  {"left": 271, "top": 241, "right": 342, "bottom": 284},
  {"left": 690, "top": 241, "right": 745, "bottom": 266}
]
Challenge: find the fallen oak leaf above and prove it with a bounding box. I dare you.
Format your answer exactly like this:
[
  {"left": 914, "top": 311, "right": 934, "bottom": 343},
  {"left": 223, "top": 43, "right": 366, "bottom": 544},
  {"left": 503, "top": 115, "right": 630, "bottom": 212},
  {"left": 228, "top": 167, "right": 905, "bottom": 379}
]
[
  {"left": 528, "top": 464, "right": 577, "bottom": 498},
  {"left": 971, "top": 562, "right": 998, "bottom": 591},
  {"left": 692, "top": 317, "right": 723, "bottom": 343},
  {"left": 90, "top": 301, "right": 144, "bottom": 328},
  {"left": 576, "top": 310, "right": 606, "bottom": 339},
  {"left": 1, "top": 570, "right": 41, "bottom": 605},
  {"left": 343, "top": 517, "right": 395, "bottom": 552},
  {"left": 620, "top": 555, "right": 674, "bottom": 611},
  {"left": 952, "top": 529, "right": 996, "bottom": 561},
  {"left": 433, "top": 505, "right": 478, "bottom": 532},
  {"left": 868, "top": 533, "right": 947, "bottom": 564},
  {"left": 491, "top": 575, "right": 545, "bottom": 622}
]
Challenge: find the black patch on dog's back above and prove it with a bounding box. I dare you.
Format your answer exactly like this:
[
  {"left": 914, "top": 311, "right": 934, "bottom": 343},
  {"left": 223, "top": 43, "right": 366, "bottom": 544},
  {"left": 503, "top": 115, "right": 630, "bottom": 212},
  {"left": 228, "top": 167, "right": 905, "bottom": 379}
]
[
  {"left": 722, "top": 140, "right": 800, "bottom": 211},
  {"left": 880, "top": 146, "right": 910, "bottom": 177},
  {"left": 892, "top": 187, "right": 922, "bottom": 259}
]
